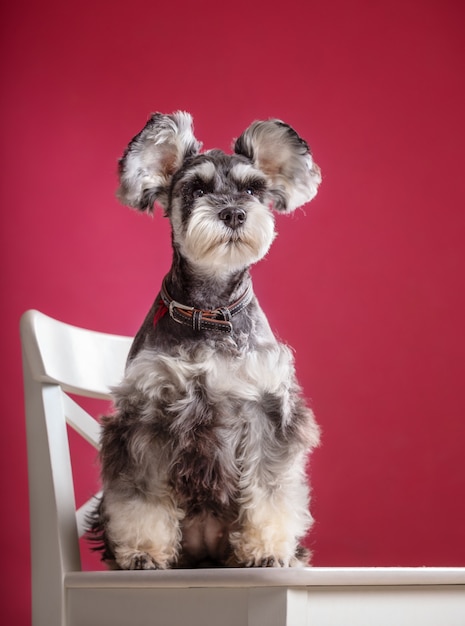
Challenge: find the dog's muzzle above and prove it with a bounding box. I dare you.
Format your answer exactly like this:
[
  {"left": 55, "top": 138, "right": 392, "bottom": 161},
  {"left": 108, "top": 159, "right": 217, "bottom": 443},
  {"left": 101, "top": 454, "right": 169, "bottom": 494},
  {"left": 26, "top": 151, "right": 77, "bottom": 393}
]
[{"left": 160, "top": 279, "right": 253, "bottom": 333}]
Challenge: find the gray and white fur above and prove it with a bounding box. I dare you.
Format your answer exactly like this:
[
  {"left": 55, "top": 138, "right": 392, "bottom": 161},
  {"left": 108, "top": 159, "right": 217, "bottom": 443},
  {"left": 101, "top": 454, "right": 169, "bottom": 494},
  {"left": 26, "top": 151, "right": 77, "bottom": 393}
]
[{"left": 89, "top": 111, "right": 322, "bottom": 569}]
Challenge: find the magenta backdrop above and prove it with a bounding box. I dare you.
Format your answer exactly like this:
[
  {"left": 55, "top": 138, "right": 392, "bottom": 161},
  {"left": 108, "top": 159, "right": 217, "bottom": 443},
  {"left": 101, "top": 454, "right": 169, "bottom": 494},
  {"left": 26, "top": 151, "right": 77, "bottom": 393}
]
[{"left": 1, "top": 0, "right": 465, "bottom": 623}]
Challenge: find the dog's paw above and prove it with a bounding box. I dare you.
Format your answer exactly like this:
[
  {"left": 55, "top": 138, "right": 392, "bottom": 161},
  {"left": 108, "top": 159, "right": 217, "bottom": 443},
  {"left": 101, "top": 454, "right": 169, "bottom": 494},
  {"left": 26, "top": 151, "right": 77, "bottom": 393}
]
[
  {"left": 239, "top": 552, "right": 308, "bottom": 568},
  {"left": 230, "top": 526, "right": 302, "bottom": 568},
  {"left": 231, "top": 537, "right": 310, "bottom": 568},
  {"left": 245, "top": 556, "right": 285, "bottom": 568},
  {"left": 116, "top": 550, "right": 167, "bottom": 570},
  {"left": 130, "top": 552, "right": 161, "bottom": 570},
  {"left": 232, "top": 546, "right": 292, "bottom": 568}
]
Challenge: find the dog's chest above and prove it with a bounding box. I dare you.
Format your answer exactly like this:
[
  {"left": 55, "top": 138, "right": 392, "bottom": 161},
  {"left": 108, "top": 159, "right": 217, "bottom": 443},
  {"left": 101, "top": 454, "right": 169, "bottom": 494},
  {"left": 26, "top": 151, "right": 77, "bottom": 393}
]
[
  {"left": 167, "top": 344, "right": 294, "bottom": 514},
  {"left": 127, "top": 341, "right": 295, "bottom": 410},
  {"left": 124, "top": 342, "right": 296, "bottom": 512}
]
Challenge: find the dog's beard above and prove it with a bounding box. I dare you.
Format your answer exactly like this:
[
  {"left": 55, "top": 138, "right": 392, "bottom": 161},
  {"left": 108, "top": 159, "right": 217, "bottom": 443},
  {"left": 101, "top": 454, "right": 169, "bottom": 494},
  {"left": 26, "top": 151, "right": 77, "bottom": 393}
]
[{"left": 180, "top": 202, "right": 276, "bottom": 274}]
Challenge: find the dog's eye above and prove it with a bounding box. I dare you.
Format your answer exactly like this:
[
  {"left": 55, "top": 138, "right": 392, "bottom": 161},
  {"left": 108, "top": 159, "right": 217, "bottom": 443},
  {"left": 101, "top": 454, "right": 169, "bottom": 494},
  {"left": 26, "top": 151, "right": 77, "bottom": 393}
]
[
  {"left": 240, "top": 180, "right": 266, "bottom": 197},
  {"left": 193, "top": 188, "right": 205, "bottom": 198}
]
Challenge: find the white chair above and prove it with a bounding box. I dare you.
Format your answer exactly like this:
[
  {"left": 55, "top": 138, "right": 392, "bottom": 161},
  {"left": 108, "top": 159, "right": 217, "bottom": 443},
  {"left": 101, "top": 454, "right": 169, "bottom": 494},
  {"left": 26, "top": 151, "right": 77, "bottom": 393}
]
[{"left": 21, "top": 309, "right": 465, "bottom": 626}]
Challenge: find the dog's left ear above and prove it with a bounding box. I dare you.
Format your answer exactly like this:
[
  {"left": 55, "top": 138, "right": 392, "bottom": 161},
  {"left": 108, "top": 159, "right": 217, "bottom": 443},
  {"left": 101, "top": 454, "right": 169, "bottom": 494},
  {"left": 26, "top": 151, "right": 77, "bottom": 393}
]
[
  {"left": 117, "top": 111, "right": 202, "bottom": 212},
  {"left": 234, "top": 120, "right": 321, "bottom": 212}
]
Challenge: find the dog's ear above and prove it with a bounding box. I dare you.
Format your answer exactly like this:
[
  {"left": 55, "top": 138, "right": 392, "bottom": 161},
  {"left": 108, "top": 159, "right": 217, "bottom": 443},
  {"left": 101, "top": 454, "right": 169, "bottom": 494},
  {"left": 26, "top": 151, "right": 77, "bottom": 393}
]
[
  {"left": 117, "top": 111, "right": 202, "bottom": 212},
  {"left": 234, "top": 120, "right": 321, "bottom": 213}
]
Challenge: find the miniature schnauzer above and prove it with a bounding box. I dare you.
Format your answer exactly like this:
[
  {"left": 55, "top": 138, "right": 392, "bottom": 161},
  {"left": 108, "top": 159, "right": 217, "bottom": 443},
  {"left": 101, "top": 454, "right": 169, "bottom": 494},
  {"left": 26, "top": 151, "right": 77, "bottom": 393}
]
[{"left": 90, "top": 111, "right": 321, "bottom": 569}]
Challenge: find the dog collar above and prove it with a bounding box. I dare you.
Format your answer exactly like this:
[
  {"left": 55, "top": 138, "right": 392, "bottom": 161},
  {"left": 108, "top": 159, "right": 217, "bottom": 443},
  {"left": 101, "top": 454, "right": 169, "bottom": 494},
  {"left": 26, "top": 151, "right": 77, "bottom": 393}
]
[{"left": 159, "top": 279, "right": 253, "bottom": 333}]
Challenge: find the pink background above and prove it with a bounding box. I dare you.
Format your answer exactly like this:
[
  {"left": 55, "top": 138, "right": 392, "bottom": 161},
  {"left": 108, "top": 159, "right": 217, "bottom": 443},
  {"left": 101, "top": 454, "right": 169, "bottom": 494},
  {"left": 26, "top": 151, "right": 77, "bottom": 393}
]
[{"left": 1, "top": 0, "right": 464, "bottom": 622}]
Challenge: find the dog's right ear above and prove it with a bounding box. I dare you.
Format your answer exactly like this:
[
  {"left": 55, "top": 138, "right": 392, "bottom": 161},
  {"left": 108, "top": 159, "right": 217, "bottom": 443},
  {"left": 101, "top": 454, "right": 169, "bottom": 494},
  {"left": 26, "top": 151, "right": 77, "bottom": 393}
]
[
  {"left": 117, "top": 111, "right": 202, "bottom": 212},
  {"left": 234, "top": 119, "right": 321, "bottom": 213}
]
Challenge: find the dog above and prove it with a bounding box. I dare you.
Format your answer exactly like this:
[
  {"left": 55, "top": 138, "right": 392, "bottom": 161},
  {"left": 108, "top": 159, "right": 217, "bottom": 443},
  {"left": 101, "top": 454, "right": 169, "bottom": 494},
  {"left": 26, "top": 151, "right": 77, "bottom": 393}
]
[{"left": 90, "top": 111, "right": 321, "bottom": 569}]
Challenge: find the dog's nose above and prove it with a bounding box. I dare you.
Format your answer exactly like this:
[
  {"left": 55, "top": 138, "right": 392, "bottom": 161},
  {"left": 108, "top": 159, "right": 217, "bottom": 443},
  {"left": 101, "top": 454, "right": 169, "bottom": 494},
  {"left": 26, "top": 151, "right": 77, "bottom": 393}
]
[{"left": 219, "top": 207, "right": 247, "bottom": 229}]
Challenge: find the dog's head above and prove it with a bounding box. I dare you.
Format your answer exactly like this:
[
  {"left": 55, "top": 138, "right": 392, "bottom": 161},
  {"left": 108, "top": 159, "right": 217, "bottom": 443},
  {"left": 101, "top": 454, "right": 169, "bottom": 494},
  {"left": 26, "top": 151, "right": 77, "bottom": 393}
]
[{"left": 117, "top": 111, "right": 321, "bottom": 275}]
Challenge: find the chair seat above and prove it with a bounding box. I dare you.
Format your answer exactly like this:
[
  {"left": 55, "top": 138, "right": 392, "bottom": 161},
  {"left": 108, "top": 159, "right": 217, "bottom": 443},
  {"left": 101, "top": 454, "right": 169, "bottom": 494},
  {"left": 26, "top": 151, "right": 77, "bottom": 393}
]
[
  {"left": 65, "top": 565, "right": 465, "bottom": 588},
  {"left": 64, "top": 567, "right": 465, "bottom": 626}
]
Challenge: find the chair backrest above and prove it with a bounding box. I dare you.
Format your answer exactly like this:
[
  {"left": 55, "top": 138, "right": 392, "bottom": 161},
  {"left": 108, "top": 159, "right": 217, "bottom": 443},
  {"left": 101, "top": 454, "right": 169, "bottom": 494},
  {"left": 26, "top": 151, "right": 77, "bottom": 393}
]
[{"left": 20, "top": 310, "right": 132, "bottom": 624}]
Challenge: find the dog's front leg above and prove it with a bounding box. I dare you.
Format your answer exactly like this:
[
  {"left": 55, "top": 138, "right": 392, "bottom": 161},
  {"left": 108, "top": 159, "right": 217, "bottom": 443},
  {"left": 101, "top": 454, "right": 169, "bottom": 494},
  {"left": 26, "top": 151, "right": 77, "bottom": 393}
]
[
  {"left": 230, "top": 454, "right": 312, "bottom": 568},
  {"left": 230, "top": 386, "right": 318, "bottom": 569},
  {"left": 103, "top": 489, "right": 184, "bottom": 569}
]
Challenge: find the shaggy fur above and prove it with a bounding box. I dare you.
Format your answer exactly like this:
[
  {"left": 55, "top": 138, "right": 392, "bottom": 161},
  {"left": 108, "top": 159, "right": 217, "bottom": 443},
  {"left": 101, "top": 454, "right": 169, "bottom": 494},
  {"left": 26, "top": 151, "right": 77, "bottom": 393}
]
[{"left": 89, "top": 111, "right": 321, "bottom": 569}]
